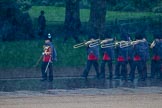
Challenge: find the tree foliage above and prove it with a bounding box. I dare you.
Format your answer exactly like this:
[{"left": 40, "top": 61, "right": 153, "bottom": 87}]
[
  {"left": 64, "top": 0, "right": 81, "bottom": 39},
  {"left": 88, "top": 0, "right": 107, "bottom": 39},
  {"left": 17, "top": 0, "right": 32, "bottom": 11},
  {"left": 0, "top": 0, "right": 33, "bottom": 41},
  {"left": 107, "top": 0, "right": 161, "bottom": 11}
]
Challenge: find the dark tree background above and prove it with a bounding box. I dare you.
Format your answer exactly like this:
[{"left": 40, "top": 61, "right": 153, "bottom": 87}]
[
  {"left": 0, "top": 0, "right": 33, "bottom": 41},
  {"left": 64, "top": 0, "right": 81, "bottom": 42},
  {"left": 88, "top": 0, "right": 107, "bottom": 39},
  {"left": 0, "top": 0, "right": 162, "bottom": 41}
]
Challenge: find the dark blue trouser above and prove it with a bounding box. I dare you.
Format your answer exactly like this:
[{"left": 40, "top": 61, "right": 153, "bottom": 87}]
[
  {"left": 129, "top": 60, "right": 146, "bottom": 81},
  {"left": 151, "top": 60, "right": 161, "bottom": 78},
  {"left": 161, "top": 60, "right": 162, "bottom": 78},
  {"left": 115, "top": 61, "right": 127, "bottom": 80},
  {"left": 41, "top": 62, "right": 53, "bottom": 81},
  {"left": 82, "top": 60, "right": 99, "bottom": 78},
  {"left": 100, "top": 60, "right": 113, "bottom": 79},
  {"left": 127, "top": 60, "right": 133, "bottom": 77}
]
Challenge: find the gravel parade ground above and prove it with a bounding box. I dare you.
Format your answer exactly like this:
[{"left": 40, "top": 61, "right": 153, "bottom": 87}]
[{"left": 0, "top": 87, "right": 162, "bottom": 108}]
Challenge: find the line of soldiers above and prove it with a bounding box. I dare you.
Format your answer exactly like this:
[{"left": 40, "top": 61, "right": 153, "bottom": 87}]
[
  {"left": 40, "top": 32, "right": 162, "bottom": 82},
  {"left": 81, "top": 33, "right": 162, "bottom": 82}
]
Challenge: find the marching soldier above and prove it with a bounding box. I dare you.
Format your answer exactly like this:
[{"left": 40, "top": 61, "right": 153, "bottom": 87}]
[
  {"left": 41, "top": 33, "right": 57, "bottom": 82},
  {"left": 81, "top": 37, "right": 100, "bottom": 79},
  {"left": 114, "top": 33, "right": 129, "bottom": 81},
  {"left": 100, "top": 36, "right": 115, "bottom": 79},
  {"left": 150, "top": 33, "right": 162, "bottom": 79},
  {"left": 129, "top": 34, "right": 149, "bottom": 82},
  {"left": 126, "top": 36, "right": 134, "bottom": 80}
]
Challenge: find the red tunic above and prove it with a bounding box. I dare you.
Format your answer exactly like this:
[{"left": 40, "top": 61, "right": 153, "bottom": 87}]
[
  {"left": 88, "top": 53, "right": 98, "bottom": 60},
  {"left": 134, "top": 55, "right": 141, "bottom": 61},
  {"left": 43, "top": 46, "right": 52, "bottom": 62},
  {"left": 152, "top": 55, "right": 160, "bottom": 61},
  {"left": 117, "top": 56, "right": 125, "bottom": 62},
  {"left": 103, "top": 53, "right": 110, "bottom": 61}
]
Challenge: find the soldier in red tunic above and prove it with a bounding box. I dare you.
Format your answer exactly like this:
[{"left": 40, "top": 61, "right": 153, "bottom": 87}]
[
  {"left": 100, "top": 35, "right": 114, "bottom": 79},
  {"left": 81, "top": 37, "right": 100, "bottom": 79},
  {"left": 114, "top": 33, "right": 129, "bottom": 81},
  {"left": 129, "top": 34, "right": 149, "bottom": 82},
  {"left": 41, "top": 33, "right": 57, "bottom": 82},
  {"left": 150, "top": 33, "right": 162, "bottom": 79}
]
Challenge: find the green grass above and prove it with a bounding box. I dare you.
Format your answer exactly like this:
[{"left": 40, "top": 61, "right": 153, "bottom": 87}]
[
  {"left": 29, "top": 6, "right": 66, "bottom": 22},
  {"left": 0, "top": 38, "right": 153, "bottom": 68},
  {"left": 29, "top": 6, "right": 162, "bottom": 23},
  {"left": 0, "top": 39, "right": 86, "bottom": 68}
]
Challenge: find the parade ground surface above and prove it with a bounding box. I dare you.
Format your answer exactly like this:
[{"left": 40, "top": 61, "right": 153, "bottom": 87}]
[{"left": 0, "top": 77, "right": 162, "bottom": 108}]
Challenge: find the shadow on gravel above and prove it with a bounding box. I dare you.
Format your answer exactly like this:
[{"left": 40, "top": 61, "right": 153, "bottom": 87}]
[{"left": 0, "top": 77, "right": 162, "bottom": 92}]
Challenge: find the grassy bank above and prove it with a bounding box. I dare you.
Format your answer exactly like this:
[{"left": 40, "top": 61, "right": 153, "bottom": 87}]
[
  {"left": 0, "top": 38, "right": 153, "bottom": 68},
  {"left": 29, "top": 6, "right": 162, "bottom": 23},
  {"left": 0, "top": 39, "right": 86, "bottom": 68}
]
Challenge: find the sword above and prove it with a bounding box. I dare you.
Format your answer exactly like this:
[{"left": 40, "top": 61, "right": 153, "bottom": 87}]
[{"left": 45, "top": 56, "right": 52, "bottom": 73}]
